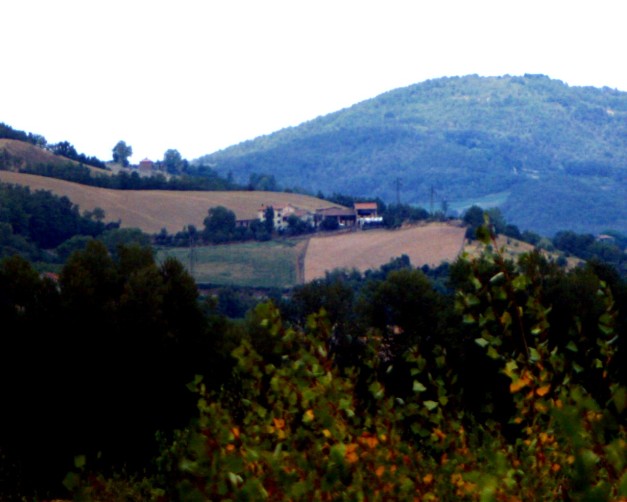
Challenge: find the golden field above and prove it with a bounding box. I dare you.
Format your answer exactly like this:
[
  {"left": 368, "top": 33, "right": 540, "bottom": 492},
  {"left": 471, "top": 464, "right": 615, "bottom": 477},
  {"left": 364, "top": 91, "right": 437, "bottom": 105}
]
[
  {"left": 304, "top": 223, "right": 467, "bottom": 281},
  {"left": 0, "top": 170, "right": 336, "bottom": 234}
]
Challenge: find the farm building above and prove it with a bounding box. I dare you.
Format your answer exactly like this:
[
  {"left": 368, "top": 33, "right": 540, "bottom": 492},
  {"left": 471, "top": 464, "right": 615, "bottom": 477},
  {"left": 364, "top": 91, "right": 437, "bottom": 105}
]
[
  {"left": 258, "top": 201, "right": 383, "bottom": 230},
  {"left": 258, "top": 203, "right": 314, "bottom": 230},
  {"left": 354, "top": 202, "right": 383, "bottom": 228},
  {"left": 354, "top": 202, "right": 378, "bottom": 217},
  {"left": 138, "top": 158, "right": 155, "bottom": 173},
  {"left": 315, "top": 207, "right": 356, "bottom": 227}
]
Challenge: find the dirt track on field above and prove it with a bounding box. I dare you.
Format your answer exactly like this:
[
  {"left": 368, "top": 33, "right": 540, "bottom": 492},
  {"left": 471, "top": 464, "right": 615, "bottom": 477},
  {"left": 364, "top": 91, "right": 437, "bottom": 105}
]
[{"left": 304, "top": 223, "right": 466, "bottom": 281}]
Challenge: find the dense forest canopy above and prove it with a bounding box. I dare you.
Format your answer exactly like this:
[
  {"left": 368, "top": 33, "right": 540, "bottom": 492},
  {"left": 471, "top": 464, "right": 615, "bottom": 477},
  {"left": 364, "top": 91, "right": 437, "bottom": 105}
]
[
  {"left": 1, "top": 233, "right": 625, "bottom": 500},
  {"left": 196, "top": 74, "right": 627, "bottom": 236}
]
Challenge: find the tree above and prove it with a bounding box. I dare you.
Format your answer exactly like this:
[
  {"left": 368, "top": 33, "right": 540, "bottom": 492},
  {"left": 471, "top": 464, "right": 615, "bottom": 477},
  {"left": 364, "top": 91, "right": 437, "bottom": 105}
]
[
  {"left": 320, "top": 216, "right": 339, "bottom": 231},
  {"left": 462, "top": 205, "right": 485, "bottom": 240},
  {"left": 285, "top": 214, "right": 311, "bottom": 236},
  {"left": 99, "top": 228, "right": 151, "bottom": 257},
  {"left": 203, "top": 206, "right": 237, "bottom": 243},
  {"left": 263, "top": 206, "right": 275, "bottom": 234},
  {"left": 358, "top": 268, "right": 444, "bottom": 359},
  {"left": 83, "top": 207, "right": 105, "bottom": 222},
  {"left": 112, "top": 140, "right": 133, "bottom": 167},
  {"left": 462, "top": 205, "right": 484, "bottom": 228},
  {"left": 163, "top": 149, "right": 184, "bottom": 174},
  {"left": 248, "top": 173, "right": 278, "bottom": 191},
  {"left": 50, "top": 141, "right": 78, "bottom": 159}
]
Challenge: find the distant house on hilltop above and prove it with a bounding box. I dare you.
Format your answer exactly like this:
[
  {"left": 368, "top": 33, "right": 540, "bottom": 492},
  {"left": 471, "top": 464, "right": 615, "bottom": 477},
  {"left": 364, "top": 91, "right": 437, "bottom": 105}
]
[{"left": 138, "top": 158, "right": 154, "bottom": 173}]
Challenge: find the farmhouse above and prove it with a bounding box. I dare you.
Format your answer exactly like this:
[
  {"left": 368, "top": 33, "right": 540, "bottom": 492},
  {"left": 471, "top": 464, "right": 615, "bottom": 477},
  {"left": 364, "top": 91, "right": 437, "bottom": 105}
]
[
  {"left": 354, "top": 202, "right": 378, "bottom": 217},
  {"left": 258, "top": 201, "right": 383, "bottom": 231},
  {"left": 258, "top": 203, "right": 314, "bottom": 230},
  {"left": 354, "top": 202, "right": 383, "bottom": 228},
  {"left": 315, "top": 206, "right": 356, "bottom": 227}
]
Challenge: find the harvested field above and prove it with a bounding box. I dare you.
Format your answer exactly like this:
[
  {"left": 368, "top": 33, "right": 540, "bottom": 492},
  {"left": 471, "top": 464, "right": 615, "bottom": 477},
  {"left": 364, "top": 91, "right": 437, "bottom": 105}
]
[
  {"left": 304, "top": 223, "right": 466, "bottom": 281},
  {"left": 0, "top": 171, "right": 336, "bottom": 234}
]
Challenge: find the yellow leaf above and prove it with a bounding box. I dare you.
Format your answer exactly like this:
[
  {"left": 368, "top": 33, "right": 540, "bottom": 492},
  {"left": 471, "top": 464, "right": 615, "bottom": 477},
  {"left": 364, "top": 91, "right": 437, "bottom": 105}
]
[
  {"left": 346, "top": 452, "right": 359, "bottom": 463},
  {"left": 432, "top": 428, "right": 446, "bottom": 441},
  {"left": 375, "top": 465, "right": 385, "bottom": 477},
  {"left": 510, "top": 378, "right": 528, "bottom": 393},
  {"left": 509, "top": 370, "right": 532, "bottom": 393},
  {"left": 536, "top": 384, "right": 551, "bottom": 397},
  {"left": 345, "top": 444, "right": 359, "bottom": 464},
  {"left": 359, "top": 432, "right": 379, "bottom": 449}
]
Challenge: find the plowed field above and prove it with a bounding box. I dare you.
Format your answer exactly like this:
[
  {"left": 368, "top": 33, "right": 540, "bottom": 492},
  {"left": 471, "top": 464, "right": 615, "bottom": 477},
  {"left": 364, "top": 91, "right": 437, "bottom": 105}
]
[{"left": 304, "top": 223, "right": 466, "bottom": 282}]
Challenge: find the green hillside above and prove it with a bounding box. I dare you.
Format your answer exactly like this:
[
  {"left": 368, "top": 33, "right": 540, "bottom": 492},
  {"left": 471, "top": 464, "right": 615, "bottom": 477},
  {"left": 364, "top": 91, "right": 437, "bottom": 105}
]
[{"left": 196, "top": 74, "right": 627, "bottom": 236}]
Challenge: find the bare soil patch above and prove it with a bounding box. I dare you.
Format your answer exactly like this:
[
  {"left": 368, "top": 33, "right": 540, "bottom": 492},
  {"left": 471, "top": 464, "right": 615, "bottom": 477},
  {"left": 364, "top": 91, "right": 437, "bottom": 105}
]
[{"left": 304, "top": 223, "right": 466, "bottom": 281}]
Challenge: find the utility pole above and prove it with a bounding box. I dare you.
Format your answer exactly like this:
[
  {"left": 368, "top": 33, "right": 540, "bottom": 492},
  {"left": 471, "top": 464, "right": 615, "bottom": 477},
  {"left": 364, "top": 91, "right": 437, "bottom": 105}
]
[
  {"left": 430, "top": 186, "right": 434, "bottom": 216},
  {"left": 189, "top": 231, "right": 195, "bottom": 278},
  {"left": 395, "top": 177, "right": 402, "bottom": 205}
]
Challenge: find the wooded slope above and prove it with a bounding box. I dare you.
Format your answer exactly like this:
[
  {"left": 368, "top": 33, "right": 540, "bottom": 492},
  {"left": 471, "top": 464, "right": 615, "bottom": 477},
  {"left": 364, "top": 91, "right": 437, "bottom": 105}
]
[{"left": 197, "top": 74, "right": 627, "bottom": 236}]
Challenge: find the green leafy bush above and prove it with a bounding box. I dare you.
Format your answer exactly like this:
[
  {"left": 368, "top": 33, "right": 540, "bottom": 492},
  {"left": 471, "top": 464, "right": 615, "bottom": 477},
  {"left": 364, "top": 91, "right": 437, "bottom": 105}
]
[{"left": 68, "top": 232, "right": 625, "bottom": 500}]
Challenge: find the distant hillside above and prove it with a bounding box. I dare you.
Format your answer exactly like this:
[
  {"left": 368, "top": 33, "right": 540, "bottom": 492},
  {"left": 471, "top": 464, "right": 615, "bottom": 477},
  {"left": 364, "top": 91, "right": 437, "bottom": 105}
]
[
  {"left": 0, "top": 138, "right": 110, "bottom": 176},
  {"left": 0, "top": 171, "right": 338, "bottom": 234},
  {"left": 196, "top": 74, "right": 627, "bottom": 236}
]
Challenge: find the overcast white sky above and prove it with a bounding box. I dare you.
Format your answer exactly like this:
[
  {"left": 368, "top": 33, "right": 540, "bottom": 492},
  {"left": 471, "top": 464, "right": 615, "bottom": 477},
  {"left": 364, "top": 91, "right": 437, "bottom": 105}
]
[{"left": 2, "top": 0, "right": 626, "bottom": 163}]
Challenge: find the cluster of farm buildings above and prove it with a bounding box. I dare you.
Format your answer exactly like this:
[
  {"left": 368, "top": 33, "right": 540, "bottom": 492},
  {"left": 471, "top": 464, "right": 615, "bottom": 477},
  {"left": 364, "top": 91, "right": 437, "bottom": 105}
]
[{"left": 247, "top": 202, "right": 383, "bottom": 230}]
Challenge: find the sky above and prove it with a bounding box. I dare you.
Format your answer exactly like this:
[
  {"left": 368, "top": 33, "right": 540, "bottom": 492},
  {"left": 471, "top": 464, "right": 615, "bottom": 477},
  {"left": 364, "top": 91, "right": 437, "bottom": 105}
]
[{"left": 2, "top": 0, "right": 627, "bottom": 164}]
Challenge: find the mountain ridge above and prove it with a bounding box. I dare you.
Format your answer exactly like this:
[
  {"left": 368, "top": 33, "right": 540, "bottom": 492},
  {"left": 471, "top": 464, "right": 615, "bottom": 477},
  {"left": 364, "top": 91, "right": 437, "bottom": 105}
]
[{"left": 196, "top": 74, "right": 627, "bottom": 235}]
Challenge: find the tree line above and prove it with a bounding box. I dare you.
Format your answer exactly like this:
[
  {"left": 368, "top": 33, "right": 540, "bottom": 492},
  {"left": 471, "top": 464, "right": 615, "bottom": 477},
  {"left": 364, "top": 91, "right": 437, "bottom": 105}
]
[
  {"left": 0, "top": 226, "right": 624, "bottom": 499},
  {"left": 0, "top": 122, "right": 105, "bottom": 168}
]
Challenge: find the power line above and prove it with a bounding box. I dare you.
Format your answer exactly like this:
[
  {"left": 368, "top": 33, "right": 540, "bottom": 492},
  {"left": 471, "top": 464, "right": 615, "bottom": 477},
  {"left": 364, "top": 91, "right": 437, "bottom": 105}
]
[{"left": 395, "top": 177, "right": 402, "bottom": 205}]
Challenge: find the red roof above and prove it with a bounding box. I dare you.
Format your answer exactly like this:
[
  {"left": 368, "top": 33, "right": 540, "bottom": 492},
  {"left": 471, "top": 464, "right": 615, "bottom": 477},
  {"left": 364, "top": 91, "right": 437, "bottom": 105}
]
[{"left": 354, "top": 202, "right": 378, "bottom": 210}]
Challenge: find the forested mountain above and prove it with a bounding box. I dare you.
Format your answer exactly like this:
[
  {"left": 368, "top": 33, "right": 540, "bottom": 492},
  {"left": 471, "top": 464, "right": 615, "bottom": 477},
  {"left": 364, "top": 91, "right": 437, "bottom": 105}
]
[{"left": 196, "top": 74, "right": 627, "bottom": 236}]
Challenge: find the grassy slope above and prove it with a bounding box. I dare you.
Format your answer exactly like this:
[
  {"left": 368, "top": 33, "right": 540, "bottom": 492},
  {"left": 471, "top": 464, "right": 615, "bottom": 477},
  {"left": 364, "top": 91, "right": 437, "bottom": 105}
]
[
  {"left": 159, "top": 223, "right": 573, "bottom": 289},
  {"left": 157, "top": 239, "right": 306, "bottom": 289},
  {"left": 157, "top": 223, "right": 470, "bottom": 288},
  {"left": 0, "top": 171, "right": 339, "bottom": 234}
]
